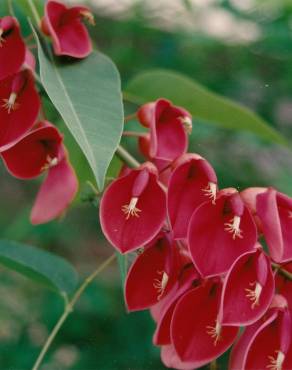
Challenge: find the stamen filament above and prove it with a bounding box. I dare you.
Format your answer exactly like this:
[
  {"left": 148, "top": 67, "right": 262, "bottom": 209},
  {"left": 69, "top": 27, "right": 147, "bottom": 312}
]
[
  {"left": 245, "top": 281, "right": 262, "bottom": 309},
  {"left": 153, "top": 270, "right": 169, "bottom": 300},
  {"left": 2, "top": 92, "right": 19, "bottom": 113},
  {"left": 202, "top": 182, "right": 217, "bottom": 204},
  {"left": 179, "top": 116, "right": 192, "bottom": 134},
  {"left": 206, "top": 318, "right": 222, "bottom": 346},
  {"left": 267, "top": 350, "right": 285, "bottom": 370},
  {"left": 224, "top": 215, "right": 243, "bottom": 239},
  {"left": 121, "top": 197, "right": 141, "bottom": 220}
]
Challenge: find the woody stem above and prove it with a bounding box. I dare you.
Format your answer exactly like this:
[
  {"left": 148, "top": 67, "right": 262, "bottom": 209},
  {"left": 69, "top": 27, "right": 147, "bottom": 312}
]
[
  {"left": 32, "top": 254, "right": 116, "bottom": 370},
  {"left": 272, "top": 263, "right": 292, "bottom": 281}
]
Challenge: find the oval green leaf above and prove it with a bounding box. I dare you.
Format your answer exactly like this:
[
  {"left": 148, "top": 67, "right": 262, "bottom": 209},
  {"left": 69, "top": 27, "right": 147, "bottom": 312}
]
[
  {"left": 0, "top": 239, "right": 78, "bottom": 296},
  {"left": 125, "top": 69, "right": 289, "bottom": 147},
  {"left": 34, "top": 30, "right": 124, "bottom": 190}
]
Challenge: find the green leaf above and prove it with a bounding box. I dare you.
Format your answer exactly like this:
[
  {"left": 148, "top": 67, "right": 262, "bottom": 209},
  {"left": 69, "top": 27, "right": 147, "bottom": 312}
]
[
  {"left": 0, "top": 240, "right": 78, "bottom": 296},
  {"left": 125, "top": 69, "right": 289, "bottom": 147},
  {"left": 33, "top": 29, "right": 124, "bottom": 190}
]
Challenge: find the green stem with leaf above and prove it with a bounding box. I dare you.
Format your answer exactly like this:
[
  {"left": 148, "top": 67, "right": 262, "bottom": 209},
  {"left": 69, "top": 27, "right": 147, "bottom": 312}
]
[{"left": 32, "top": 254, "right": 116, "bottom": 370}]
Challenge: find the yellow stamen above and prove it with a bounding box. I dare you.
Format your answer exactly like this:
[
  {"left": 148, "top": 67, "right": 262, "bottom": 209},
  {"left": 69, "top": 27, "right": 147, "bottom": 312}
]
[
  {"left": 179, "top": 116, "right": 192, "bottom": 134},
  {"left": 153, "top": 270, "right": 169, "bottom": 300},
  {"left": 206, "top": 318, "right": 222, "bottom": 346},
  {"left": 121, "top": 197, "right": 141, "bottom": 220},
  {"left": 41, "top": 155, "right": 59, "bottom": 171},
  {"left": 245, "top": 281, "right": 262, "bottom": 309},
  {"left": 267, "top": 350, "right": 285, "bottom": 370},
  {"left": 224, "top": 215, "right": 243, "bottom": 239},
  {"left": 80, "top": 10, "right": 95, "bottom": 25},
  {"left": 2, "top": 92, "right": 19, "bottom": 113},
  {"left": 202, "top": 182, "right": 217, "bottom": 204}
]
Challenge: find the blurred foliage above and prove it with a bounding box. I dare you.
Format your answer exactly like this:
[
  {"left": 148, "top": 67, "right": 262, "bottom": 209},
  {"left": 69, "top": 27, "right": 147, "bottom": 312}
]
[{"left": 0, "top": 0, "right": 292, "bottom": 369}]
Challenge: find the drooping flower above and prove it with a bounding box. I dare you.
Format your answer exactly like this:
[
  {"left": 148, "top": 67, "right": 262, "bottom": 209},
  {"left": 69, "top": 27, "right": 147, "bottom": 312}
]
[
  {"left": 0, "top": 16, "right": 26, "bottom": 80},
  {"left": 125, "top": 232, "right": 191, "bottom": 311},
  {"left": 1, "top": 122, "right": 78, "bottom": 224},
  {"left": 257, "top": 188, "right": 292, "bottom": 263},
  {"left": 137, "top": 99, "right": 191, "bottom": 162},
  {"left": 187, "top": 188, "right": 257, "bottom": 277},
  {"left": 41, "top": 0, "right": 94, "bottom": 58},
  {"left": 100, "top": 163, "right": 166, "bottom": 253},
  {"left": 221, "top": 248, "right": 274, "bottom": 326},
  {"left": 167, "top": 153, "right": 218, "bottom": 239},
  {"left": 152, "top": 264, "right": 199, "bottom": 346},
  {"left": 275, "top": 262, "right": 292, "bottom": 309},
  {"left": 0, "top": 70, "right": 40, "bottom": 151},
  {"left": 171, "top": 279, "right": 239, "bottom": 367},
  {"left": 229, "top": 295, "right": 292, "bottom": 370}
]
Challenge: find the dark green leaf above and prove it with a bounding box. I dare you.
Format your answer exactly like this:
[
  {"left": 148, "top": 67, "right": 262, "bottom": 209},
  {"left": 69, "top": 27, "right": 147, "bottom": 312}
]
[
  {"left": 0, "top": 240, "right": 78, "bottom": 296},
  {"left": 125, "top": 69, "right": 289, "bottom": 147}
]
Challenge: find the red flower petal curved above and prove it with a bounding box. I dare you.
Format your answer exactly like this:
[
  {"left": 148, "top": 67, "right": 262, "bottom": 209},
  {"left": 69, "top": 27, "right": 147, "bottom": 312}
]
[
  {"left": 188, "top": 189, "right": 257, "bottom": 277},
  {"left": 221, "top": 249, "right": 274, "bottom": 326},
  {"left": 168, "top": 153, "right": 217, "bottom": 239},
  {"left": 0, "top": 16, "right": 26, "bottom": 80},
  {"left": 1, "top": 122, "right": 63, "bottom": 179},
  {"left": 257, "top": 188, "right": 292, "bottom": 263},
  {"left": 137, "top": 99, "right": 190, "bottom": 161},
  {"left": 125, "top": 233, "right": 183, "bottom": 311},
  {"left": 161, "top": 345, "right": 199, "bottom": 370},
  {"left": 100, "top": 163, "right": 166, "bottom": 253},
  {"left": 0, "top": 70, "right": 40, "bottom": 151},
  {"left": 30, "top": 148, "right": 78, "bottom": 225},
  {"left": 42, "top": 0, "right": 92, "bottom": 58},
  {"left": 171, "top": 280, "right": 239, "bottom": 366}
]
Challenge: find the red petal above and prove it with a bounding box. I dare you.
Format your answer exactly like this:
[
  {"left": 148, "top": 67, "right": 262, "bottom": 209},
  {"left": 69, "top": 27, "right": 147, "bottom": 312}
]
[
  {"left": 125, "top": 234, "right": 173, "bottom": 311},
  {"left": 161, "top": 345, "right": 199, "bottom": 370},
  {"left": 45, "top": 0, "right": 92, "bottom": 58},
  {"left": 0, "top": 17, "right": 25, "bottom": 80},
  {"left": 171, "top": 280, "right": 238, "bottom": 366},
  {"left": 221, "top": 250, "right": 274, "bottom": 326},
  {"left": 168, "top": 154, "right": 217, "bottom": 239},
  {"left": 0, "top": 71, "right": 40, "bottom": 151},
  {"left": 188, "top": 192, "right": 257, "bottom": 277},
  {"left": 1, "top": 123, "right": 63, "bottom": 179},
  {"left": 30, "top": 152, "right": 78, "bottom": 224},
  {"left": 100, "top": 167, "right": 166, "bottom": 253}
]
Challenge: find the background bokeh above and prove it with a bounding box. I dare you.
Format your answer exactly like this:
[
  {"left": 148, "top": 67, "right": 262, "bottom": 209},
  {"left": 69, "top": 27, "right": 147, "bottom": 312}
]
[{"left": 0, "top": 0, "right": 292, "bottom": 369}]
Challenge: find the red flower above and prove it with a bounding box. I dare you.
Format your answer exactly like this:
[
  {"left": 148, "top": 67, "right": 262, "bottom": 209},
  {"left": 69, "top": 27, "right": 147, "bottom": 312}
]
[
  {"left": 41, "top": 0, "right": 94, "bottom": 58},
  {"left": 100, "top": 163, "right": 166, "bottom": 253},
  {"left": 257, "top": 188, "right": 292, "bottom": 263},
  {"left": 188, "top": 188, "right": 257, "bottom": 277},
  {"left": 152, "top": 264, "right": 198, "bottom": 346},
  {"left": 125, "top": 233, "right": 190, "bottom": 311},
  {"left": 230, "top": 295, "right": 292, "bottom": 370},
  {"left": 137, "top": 99, "right": 191, "bottom": 162},
  {"left": 0, "top": 16, "right": 26, "bottom": 80},
  {"left": 275, "top": 262, "right": 292, "bottom": 309},
  {"left": 1, "top": 122, "right": 78, "bottom": 224},
  {"left": 0, "top": 70, "right": 40, "bottom": 151},
  {"left": 171, "top": 279, "right": 239, "bottom": 367},
  {"left": 221, "top": 248, "right": 274, "bottom": 326},
  {"left": 167, "top": 153, "right": 217, "bottom": 239}
]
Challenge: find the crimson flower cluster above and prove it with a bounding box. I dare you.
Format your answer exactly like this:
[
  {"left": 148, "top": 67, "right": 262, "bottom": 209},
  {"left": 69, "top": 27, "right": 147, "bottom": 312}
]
[
  {"left": 100, "top": 98, "right": 292, "bottom": 369},
  {"left": 0, "top": 0, "right": 94, "bottom": 224}
]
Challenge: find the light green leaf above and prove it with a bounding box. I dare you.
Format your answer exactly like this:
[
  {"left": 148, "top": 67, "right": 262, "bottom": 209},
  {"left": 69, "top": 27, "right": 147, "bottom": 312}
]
[
  {"left": 125, "top": 69, "right": 289, "bottom": 147},
  {"left": 34, "top": 29, "right": 124, "bottom": 190},
  {"left": 0, "top": 240, "right": 78, "bottom": 296}
]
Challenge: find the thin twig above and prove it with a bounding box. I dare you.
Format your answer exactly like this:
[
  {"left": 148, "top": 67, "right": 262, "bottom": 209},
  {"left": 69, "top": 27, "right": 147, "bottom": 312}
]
[
  {"left": 272, "top": 262, "right": 292, "bottom": 281},
  {"left": 32, "top": 254, "right": 116, "bottom": 370}
]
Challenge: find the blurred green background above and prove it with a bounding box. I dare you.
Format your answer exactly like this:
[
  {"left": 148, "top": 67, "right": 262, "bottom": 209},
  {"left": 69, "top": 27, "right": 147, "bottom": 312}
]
[{"left": 0, "top": 0, "right": 292, "bottom": 369}]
